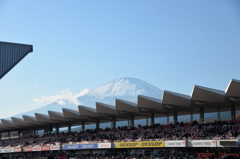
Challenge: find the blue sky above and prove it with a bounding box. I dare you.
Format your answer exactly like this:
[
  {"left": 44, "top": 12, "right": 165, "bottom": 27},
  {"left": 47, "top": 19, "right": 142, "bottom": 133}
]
[{"left": 0, "top": 0, "right": 240, "bottom": 118}]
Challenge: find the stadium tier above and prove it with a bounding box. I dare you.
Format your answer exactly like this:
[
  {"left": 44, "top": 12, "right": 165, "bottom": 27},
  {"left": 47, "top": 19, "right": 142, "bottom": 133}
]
[
  {"left": 0, "top": 122, "right": 240, "bottom": 158},
  {"left": 0, "top": 79, "right": 239, "bottom": 158},
  {"left": 0, "top": 79, "right": 240, "bottom": 134}
]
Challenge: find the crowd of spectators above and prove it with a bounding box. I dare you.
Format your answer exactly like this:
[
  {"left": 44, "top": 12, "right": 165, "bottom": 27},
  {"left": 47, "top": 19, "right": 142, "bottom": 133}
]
[
  {"left": 0, "top": 150, "right": 198, "bottom": 159},
  {"left": 0, "top": 120, "right": 239, "bottom": 148},
  {"left": 1, "top": 147, "right": 240, "bottom": 159},
  {"left": 187, "top": 120, "right": 240, "bottom": 140}
]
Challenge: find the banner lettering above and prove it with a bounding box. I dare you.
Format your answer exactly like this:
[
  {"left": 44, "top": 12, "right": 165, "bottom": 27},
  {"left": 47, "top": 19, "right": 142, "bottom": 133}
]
[{"left": 115, "top": 141, "right": 164, "bottom": 148}]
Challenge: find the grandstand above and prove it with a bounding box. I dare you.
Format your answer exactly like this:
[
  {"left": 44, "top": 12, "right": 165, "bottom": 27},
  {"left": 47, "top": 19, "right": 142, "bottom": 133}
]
[
  {"left": 0, "top": 78, "right": 239, "bottom": 158},
  {"left": 1, "top": 41, "right": 240, "bottom": 158},
  {"left": 0, "top": 79, "right": 239, "bottom": 134}
]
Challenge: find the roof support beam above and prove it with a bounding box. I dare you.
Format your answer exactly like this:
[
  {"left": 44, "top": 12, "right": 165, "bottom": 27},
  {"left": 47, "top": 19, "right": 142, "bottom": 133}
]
[
  {"left": 128, "top": 115, "right": 134, "bottom": 128},
  {"left": 56, "top": 125, "right": 59, "bottom": 134},
  {"left": 217, "top": 107, "right": 221, "bottom": 121},
  {"left": 150, "top": 113, "right": 154, "bottom": 126},
  {"left": 167, "top": 113, "right": 169, "bottom": 124},
  {"left": 96, "top": 120, "right": 100, "bottom": 129},
  {"left": 111, "top": 117, "right": 116, "bottom": 129},
  {"left": 173, "top": 111, "right": 178, "bottom": 124},
  {"left": 200, "top": 108, "right": 204, "bottom": 122},
  {"left": 146, "top": 114, "right": 149, "bottom": 126},
  {"left": 231, "top": 104, "right": 236, "bottom": 120},
  {"left": 81, "top": 121, "right": 85, "bottom": 132},
  {"left": 68, "top": 123, "right": 71, "bottom": 133},
  {"left": 190, "top": 111, "right": 193, "bottom": 122}
]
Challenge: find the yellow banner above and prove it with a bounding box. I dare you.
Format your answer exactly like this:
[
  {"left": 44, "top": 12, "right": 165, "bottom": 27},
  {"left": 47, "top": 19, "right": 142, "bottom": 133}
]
[{"left": 115, "top": 141, "right": 164, "bottom": 148}]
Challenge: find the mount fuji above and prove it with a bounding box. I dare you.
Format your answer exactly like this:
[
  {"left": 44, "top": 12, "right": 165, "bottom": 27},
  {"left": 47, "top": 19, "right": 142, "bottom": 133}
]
[{"left": 11, "top": 77, "right": 163, "bottom": 118}]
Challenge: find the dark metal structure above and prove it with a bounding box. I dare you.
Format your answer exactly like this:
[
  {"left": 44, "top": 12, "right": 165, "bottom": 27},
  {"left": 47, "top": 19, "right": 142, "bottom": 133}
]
[{"left": 0, "top": 41, "right": 33, "bottom": 79}]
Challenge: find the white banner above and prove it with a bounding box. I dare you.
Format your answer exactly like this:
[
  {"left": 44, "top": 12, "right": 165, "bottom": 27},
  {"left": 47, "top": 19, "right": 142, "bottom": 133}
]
[
  {"left": 3, "top": 149, "right": 14, "bottom": 153},
  {"left": 50, "top": 145, "right": 61, "bottom": 150},
  {"left": 188, "top": 140, "right": 216, "bottom": 147},
  {"left": 32, "top": 147, "right": 41, "bottom": 151},
  {"left": 0, "top": 149, "right": 14, "bottom": 153},
  {"left": 98, "top": 143, "right": 111, "bottom": 148},
  {"left": 165, "top": 140, "right": 186, "bottom": 147}
]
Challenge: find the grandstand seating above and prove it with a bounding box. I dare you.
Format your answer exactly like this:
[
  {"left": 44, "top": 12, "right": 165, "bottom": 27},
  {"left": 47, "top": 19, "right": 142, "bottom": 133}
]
[{"left": 0, "top": 120, "right": 239, "bottom": 148}]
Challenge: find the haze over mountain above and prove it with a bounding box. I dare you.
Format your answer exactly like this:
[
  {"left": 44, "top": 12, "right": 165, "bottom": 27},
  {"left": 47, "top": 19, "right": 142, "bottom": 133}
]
[{"left": 11, "top": 77, "right": 163, "bottom": 118}]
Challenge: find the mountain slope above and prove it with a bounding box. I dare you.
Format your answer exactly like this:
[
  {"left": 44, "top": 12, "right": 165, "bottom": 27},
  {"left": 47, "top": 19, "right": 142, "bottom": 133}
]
[
  {"left": 77, "top": 77, "right": 163, "bottom": 107},
  {"left": 11, "top": 77, "right": 163, "bottom": 118}
]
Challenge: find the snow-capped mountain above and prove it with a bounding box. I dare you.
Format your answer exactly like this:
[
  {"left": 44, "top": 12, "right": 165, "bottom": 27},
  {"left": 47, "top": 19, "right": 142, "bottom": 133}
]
[
  {"left": 77, "top": 77, "right": 163, "bottom": 107},
  {"left": 12, "top": 77, "right": 163, "bottom": 118}
]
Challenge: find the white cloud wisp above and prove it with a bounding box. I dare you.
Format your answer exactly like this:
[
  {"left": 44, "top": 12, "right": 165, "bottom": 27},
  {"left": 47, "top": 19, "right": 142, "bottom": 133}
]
[{"left": 33, "top": 89, "right": 89, "bottom": 106}]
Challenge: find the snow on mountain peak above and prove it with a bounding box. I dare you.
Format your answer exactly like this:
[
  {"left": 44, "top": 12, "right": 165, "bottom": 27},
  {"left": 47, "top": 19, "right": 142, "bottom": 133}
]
[
  {"left": 88, "top": 77, "right": 161, "bottom": 97},
  {"left": 77, "top": 77, "right": 163, "bottom": 106},
  {"left": 11, "top": 77, "right": 163, "bottom": 118}
]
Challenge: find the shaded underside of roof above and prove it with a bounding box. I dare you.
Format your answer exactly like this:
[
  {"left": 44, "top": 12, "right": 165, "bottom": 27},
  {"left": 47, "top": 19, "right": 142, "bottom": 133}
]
[
  {"left": 0, "top": 41, "right": 33, "bottom": 79},
  {"left": 48, "top": 111, "right": 68, "bottom": 121},
  {"left": 0, "top": 123, "right": 8, "bottom": 131},
  {"left": 162, "top": 91, "right": 190, "bottom": 107},
  {"left": 137, "top": 95, "right": 163, "bottom": 113},
  {"left": 96, "top": 102, "right": 118, "bottom": 116},
  {"left": 191, "top": 85, "right": 225, "bottom": 103},
  {"left": 1, "top": 119, "right": 16, "bottom": 128},
  {"left": 11, "top": 117, "right": 28, "bottom": 126},
  {"left": 161, "top": 91, "right": 191, "bottom": 113},
  {"left": 62, "top": 108, "right": 82, "bottom": 119},
  {"left": 78, "top": 105, "right": 99, "bottom": 118},
  {"left": 23, "top": 115, "right": 40, "bottom": 125},
  {"left": 116, "top": 99, "right": 139, "bottom": 113},
  {"left": 35, "top": 113, "right": 54, "bottom": 123},
  {"left": 224, "top": 79, "right": 240, "bottom": 106}
]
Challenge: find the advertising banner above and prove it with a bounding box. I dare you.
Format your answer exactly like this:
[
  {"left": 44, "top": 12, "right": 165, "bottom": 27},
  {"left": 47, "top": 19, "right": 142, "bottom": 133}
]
[
  {"left": 115, "top": 141, "right": 164, "bottom": 148},
  {"left": 217, "top": 140, "right": 237, "bottom": 147},
  {"left": 98, "top": 143, "right": 111, "bottom": 148},
  {"left": 32, "top": 147, "right": 41, "bottom": 151},
  {"left": 4, "top": 149, "right": 14, "bottom": 153},
  {"left": 0, "top": 149, "right": 14, "bottom": 153},
  {"left": 188, "top": 140, "right": 216, "bottom": 147},
  {"left": 23, "top": 147, "right": 32, "bottom": 152},
  {"left": 63, "top": 144, "right": 98, "bottom": 150},
  {"left": 79, "top": 144, "right": 98, "bottom": 149},
  {"left": 165, "top": 140, "right": 186, "bottom": 147},
  {"left": 41, "top": 146, "right": 50, "bottom": 151},
  {"left": 50, "top": 145, "right": 61, "bottom": 150},
  {"left": 14, "top": 147, "right": 21, "bottom": 152},
  {"left": 63, "top": 144, "right": 79, "bottom": 150}
]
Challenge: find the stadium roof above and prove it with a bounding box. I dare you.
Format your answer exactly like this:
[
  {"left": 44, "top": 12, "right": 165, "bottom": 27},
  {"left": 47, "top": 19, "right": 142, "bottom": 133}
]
[
  {"left": 162, "top": 90, "right": 191, "bottom": 114},
  {"left": 22, "top": 115, "right": 40, "bottom": 125},
  {"left": 96, "top": 102, "right": 118, "bottom": 116},
  {"left": 0, "top": 79, "right": 239, "bottom": 132},
  {"left": 62, "top": 108, "right": 82, "bottom": 119},
  {"left": 0, "top": 41, "right": 33, "bottom": 79}
]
